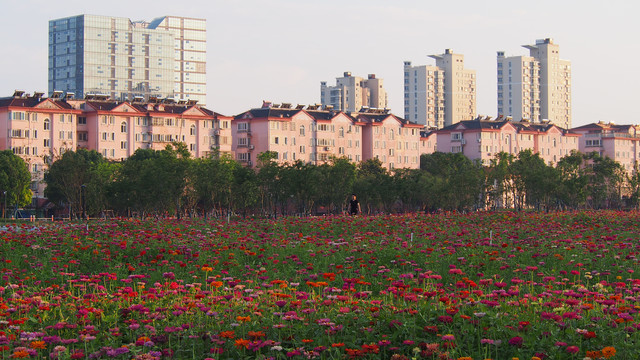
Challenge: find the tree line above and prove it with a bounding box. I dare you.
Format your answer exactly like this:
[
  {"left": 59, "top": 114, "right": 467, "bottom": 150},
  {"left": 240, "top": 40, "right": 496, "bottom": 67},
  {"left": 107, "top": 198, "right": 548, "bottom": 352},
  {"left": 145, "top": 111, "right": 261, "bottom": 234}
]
[{"left": 34, "top": 143, "right": 639, "bottom": 218}]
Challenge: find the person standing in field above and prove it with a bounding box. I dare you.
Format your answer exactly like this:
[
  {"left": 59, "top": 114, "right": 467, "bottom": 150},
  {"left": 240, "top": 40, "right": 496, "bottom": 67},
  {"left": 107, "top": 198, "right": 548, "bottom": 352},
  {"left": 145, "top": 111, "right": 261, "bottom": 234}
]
[{"left": 349, "top": 194, "right": 361, "bottom": 216}]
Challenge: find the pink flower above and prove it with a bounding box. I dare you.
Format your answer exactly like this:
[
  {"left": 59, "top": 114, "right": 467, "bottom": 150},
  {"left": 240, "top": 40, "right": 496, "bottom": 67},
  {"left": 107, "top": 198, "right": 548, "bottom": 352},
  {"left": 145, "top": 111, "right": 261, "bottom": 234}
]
[
  {"left": 441, "top": 334, "right": 455, "bottom": 341},
  {"left": 566, "top": 345, "right": 579, "bottom": 353}
]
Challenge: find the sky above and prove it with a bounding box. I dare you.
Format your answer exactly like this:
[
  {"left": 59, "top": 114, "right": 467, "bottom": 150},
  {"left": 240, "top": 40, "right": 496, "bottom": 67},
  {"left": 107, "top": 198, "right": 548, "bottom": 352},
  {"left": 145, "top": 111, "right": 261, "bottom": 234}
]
[{"left": 1, "top": 0, "right": 639, "bottom": 127}]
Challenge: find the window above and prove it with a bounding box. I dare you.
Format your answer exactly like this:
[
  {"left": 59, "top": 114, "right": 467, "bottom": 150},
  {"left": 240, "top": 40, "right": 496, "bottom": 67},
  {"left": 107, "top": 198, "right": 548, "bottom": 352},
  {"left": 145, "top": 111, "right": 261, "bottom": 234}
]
[
  {"left": 59, "top": 131, "right": 65, "bottom": 140},
  {"left": 78, "top": 132, "right": 88, "bottom": 141},
  {"left": 121, "top": 122, "right": 128, "bottom": 133},
  {"left": 586, "top": 139, "right": 601, "bottom": 147},
  {"left": 44, "top": 119, "right": 50, "bottom": 130},
  {"left": 43, "top": 138, "right": 50, "bottom": 147},
  {"left": 339, "top": 127, "right": 344, "bottom": 137},
  {"left": 78, "top": 116, "right": 87, "bottom": 125},
  {"left": 238, "top": 122, "right": 249, "bottom": 131},
  {"left": 120, "top": 141, "right": 127, "bottom": 149},
  {"left": 299, "top": 125, "right": 305, "bottom": 136},
  {"left": 190, "top": 125, "right": 196, "bottom": 136}
]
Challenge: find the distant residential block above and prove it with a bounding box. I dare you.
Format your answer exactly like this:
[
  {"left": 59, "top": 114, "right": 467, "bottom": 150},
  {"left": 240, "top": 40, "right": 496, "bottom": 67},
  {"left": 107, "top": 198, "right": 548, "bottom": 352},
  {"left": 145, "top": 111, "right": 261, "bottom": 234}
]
[
  {"left": 320, "top": 72, "right": 388, "bottom": 113},
  {"left": 405, "top": 49, "right": 476, "bottom": 128},
  {"left": 497, "top": 38, "right": 571, "bottom": 129}
]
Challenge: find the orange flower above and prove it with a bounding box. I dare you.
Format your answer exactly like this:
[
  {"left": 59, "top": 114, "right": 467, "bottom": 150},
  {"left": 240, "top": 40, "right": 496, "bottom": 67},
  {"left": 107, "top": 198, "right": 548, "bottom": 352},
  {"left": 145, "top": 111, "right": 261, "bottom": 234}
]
[
  {"left": 234, "top": 338, "right": 250, "bottom": 349},
  {"left": 11, "top": 350, "right": 30, "bottom": 358},
  {"left": 332, "top": 343, "right": 345, "bottom": 347},
  {"left": 236, "top": 315, "right": 251, "bottom": 323},
  {"left": 247, "top": 331, "right": 266, "bottom": 340},
  {"left": 30, "top": 340, "right": 46, "bottom": 349},
  {"left": 302, "top": 339, "right": 313, "bottom": 343},
  {"left": 219, "top": 330, "right": 235, "bottom": 339},
  {"left": 209, "top": 281, "right": 223, "bottom": 288},
  {"left": 602, "top": 346, "right": 616, "bottom": 358},
  {"left": 201, "top": 266, "right": 213, "bottom": 272},
  {"left": 586, "top": 350, "right": 602, "bottom": 358}
]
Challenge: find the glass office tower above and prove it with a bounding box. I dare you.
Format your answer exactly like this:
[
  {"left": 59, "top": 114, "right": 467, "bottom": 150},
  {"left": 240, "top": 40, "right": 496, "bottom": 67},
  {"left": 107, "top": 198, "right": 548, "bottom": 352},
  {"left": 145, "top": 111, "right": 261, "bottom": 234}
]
[{"left": 49, "top": 15, "right": 206, "bottom": 104}]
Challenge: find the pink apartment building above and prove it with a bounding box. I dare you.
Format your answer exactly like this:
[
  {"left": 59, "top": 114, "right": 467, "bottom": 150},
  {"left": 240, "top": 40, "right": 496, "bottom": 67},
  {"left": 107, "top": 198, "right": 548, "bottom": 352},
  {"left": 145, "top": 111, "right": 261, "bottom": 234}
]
[
  {"left": 0, "top": 92, "right": 232, "bottom": 196},
  {"left": 420, "top": 131, "right": 438, "bottom": 156},
  {"left": 232, "top": 104, "right": 422, "bottom": 169},
  {"left": 357, "top": 112, "right": 422, "bottom": 169},
  {"left": 436, "top": 118, "right": 579, "bottom": 165},
  {"left": 572, "top": 122, "right": 640, "bottom": 172},
  {"left": 0, "top": 91, "right": 82, "bottom": 195},
  {"left": 72, "top": 98, "right": 229, "bottom": 160}
]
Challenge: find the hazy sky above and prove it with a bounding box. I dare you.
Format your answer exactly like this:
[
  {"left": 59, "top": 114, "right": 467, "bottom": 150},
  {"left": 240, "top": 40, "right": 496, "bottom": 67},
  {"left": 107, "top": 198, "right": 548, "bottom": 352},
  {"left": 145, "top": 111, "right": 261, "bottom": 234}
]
[{"left": 1, "top": 0, "right": 638, "bottom": 127}]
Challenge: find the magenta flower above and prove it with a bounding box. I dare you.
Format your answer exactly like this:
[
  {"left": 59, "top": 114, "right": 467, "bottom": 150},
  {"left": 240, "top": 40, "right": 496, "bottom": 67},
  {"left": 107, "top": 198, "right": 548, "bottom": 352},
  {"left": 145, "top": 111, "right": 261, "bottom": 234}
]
[{"left": 508, "top": 336, "right": 523, "bottom": 347}]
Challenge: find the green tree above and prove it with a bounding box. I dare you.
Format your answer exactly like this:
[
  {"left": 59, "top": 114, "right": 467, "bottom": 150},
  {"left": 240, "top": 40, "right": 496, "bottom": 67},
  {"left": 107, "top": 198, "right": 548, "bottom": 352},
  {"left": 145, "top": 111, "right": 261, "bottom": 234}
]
[
  {"left": 316, "top": 157, "right": 356, "bottom": 214},
  {"left": 420, "top": 152, "right": 484, "bottom": 211},
  {"left": 190, "top": 152, "right": 239, "bottom": 217},
  {"left": 0, "top": 150, "right": 32, "bottom": 212},
  {"left": 556, "top": 150, "right": 588, "bottom": 209},
  {"left": 279, "top": 160, "right": 321, "bottom": 215},
  {"left": 392, "top": 168, "right": 431, "bottom": 212},
  {"left": 511, "top": 150, "right": 560, "bottom": 210},
  {"left": 585, "top": 152, "right": 625, "bottom": 209},
  {"left": 113, "top": 143, "right": 191, "bottom": 217},
  {"left": 486, "top": 152, "right": 515, "bottom": 209},
  {"left": 44, "top": 149, "right": 108, "bottom": 218},
  {"left": 231, "top": 164, "right": 259, "bottom": 217},
  {"left": 627, "top": 163, "right": 640, "bottom": 209},
  {"left": 354, "top": 158, "right": 394, "bottom": 213},
  {"left": 256, "top": 151, "right": 282, "bottom": 216},
  {"left": 86, "top": 161, "right": 120, "bottom": 216}
]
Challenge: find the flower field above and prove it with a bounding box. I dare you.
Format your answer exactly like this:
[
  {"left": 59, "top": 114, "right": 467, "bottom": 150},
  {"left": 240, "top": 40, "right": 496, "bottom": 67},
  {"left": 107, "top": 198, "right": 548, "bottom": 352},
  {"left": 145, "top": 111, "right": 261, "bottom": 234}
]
[{"left": 1, "top": 211, "right": 639, "bottom": 359}]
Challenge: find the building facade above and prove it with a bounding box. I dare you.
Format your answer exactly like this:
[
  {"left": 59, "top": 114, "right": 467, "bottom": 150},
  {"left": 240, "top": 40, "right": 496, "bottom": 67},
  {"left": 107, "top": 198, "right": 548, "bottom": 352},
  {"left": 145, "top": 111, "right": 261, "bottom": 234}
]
[
  {"left": 146, "top": 16, "right": 207, "bottom": 105},
  {"left": 233, "top": 104, "right": 420, "bottom": 169},
  {"left": 0, "top": 92, "right": 230, "bottom": 195},
  {"left": 320, "top": 72, "right": 388, "bottom": 112},
  {"left": 405, "top": 49, "right": 476, "bottom": 129},
  {"left": 497, "top": 38, "right": 571, "bottom": 129},
  {"left": 572, "top": 122, "right": 640, "bottom": 173},
  {"left": 436, "top": 117, "right": 579, "bottom": 166},
  {"left": 49, "top": 15, "right": 206, "bottom": 104},
  {"left": 403, "top": 62, "right": 445, "bottom": 128}
]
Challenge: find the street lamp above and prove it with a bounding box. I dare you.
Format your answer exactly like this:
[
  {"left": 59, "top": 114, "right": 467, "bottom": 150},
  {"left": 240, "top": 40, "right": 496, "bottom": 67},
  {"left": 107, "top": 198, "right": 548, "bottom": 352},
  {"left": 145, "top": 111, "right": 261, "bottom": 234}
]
[
  {"left": 81, "top": 184, "right": 86, "bottom": 220},
  {"left": 2, "top": 191, "right": 6, "bottom": 219}
]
